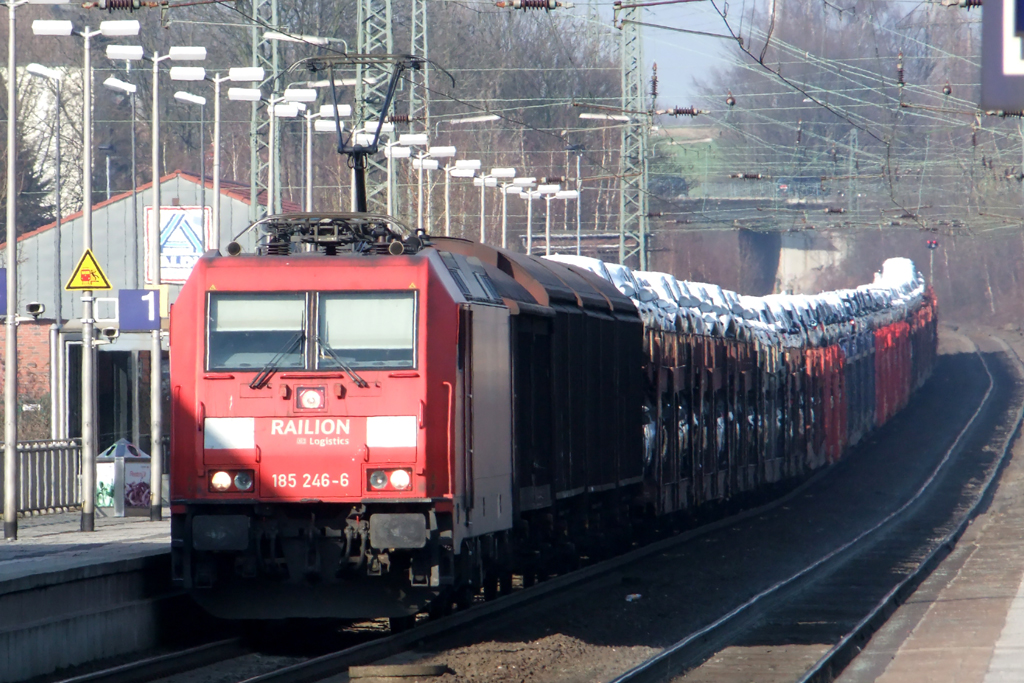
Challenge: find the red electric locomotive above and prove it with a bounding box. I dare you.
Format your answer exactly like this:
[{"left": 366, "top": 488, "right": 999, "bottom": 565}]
[{"left": 169, "top": 214, "right": 644, "bottom": 623}]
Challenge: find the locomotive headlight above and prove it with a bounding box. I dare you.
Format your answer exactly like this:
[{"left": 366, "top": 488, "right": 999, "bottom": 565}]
[
  {"left": 210, "top": 471, "right": 232, "bottom": 491},
  {"left": 296, "top": 387, "right": 325, "bottom": 410},
  {"left": 369, "top": 470, "right": 388, "bottom": 490},
  {"left": 389, "top": 469, "right": 411, "bottom": 490},
  {"left": 233, "top": 471, "right": 254, "bottom": 491}
]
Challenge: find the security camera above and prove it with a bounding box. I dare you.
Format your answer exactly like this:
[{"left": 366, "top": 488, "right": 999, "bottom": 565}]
[
  {"left": 101, "top": 327, "right": 120, "bottom": 341},
  {"left": 25, "top": 302, "right": 44, "bottom": 319}
]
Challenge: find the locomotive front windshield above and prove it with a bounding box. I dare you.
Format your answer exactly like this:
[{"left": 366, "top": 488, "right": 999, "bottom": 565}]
[
  {"left": 318, "top": 292, "right": 416, "bottom": 369},
  {"left": 207, "top": 293, "right": 306, "bottom": 371}
]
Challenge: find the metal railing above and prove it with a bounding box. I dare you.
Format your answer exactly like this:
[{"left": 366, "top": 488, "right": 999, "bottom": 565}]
[{"left": 0, "top": 439, "right": 82, "bottom": 515}]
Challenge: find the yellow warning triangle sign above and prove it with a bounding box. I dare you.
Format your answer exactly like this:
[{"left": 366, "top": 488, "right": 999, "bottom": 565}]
[{"left": 65, "top": 249, "right": 113, "bottom": 291}]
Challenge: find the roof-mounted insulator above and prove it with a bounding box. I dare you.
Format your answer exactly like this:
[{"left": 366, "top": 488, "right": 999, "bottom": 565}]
[
  {"left": 725, "top": 92, "right": 736, "bottom": 107},
  {"left": 897, "top": 50, "right": 904, "bottom": 87},
  {"left": 730, "top": 172, "right": 764, "bottom": 180},
  {"left": 824, "top": 207, "right": 846, "bottom": 214},
  {"left": 942, "top": 82, "right": 952, "bottom": 96},
  {"left": 496, "top": 0, "right": 573, "bottom": 9}
]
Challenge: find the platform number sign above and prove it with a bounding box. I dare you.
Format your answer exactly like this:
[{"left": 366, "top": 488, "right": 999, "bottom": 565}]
[
  {"left": 118, "top": 289, "right": 161, "bottom": 331},
  {"left": 982, "top": 0, "right": 1024, "bottom": 109}
]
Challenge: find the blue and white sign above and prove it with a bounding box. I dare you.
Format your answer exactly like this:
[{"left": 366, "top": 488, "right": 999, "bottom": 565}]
[
  {"left": 144, "top": 206, "right": 212, "bottom": 284},
  {"left": 118, "top": 289, "right": 161, "bottom": 330}
]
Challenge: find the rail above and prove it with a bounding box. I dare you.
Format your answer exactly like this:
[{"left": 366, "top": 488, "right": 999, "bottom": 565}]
[{"left": 0, "top": 439, "right": 83, "bottom": 514}]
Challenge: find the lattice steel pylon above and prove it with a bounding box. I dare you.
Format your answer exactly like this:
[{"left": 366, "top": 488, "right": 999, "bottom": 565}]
[
  {"left": 617, "top": 5, "right": 649, "bottom": 269},
  {"left": 356, "top": 0, "right": 394, "bottom": 213},
  {"left": 247, "top": 0, "right": 281, "bottom": 221},
  {"left": 407, "top": 0, "right": 429, "bottom": 131}
]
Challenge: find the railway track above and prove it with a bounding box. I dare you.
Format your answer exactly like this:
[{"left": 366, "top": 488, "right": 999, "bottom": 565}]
[{"left": 43, "top": 331, "right": 1015, "bottom": 683}]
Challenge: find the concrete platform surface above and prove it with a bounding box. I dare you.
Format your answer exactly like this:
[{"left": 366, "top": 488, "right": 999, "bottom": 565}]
[
  {"left": 838, "top": 330, "right": 1024, "bottom": 683},
  {"left": 0, "top": 509, "right": 169, "bottom": 590}
]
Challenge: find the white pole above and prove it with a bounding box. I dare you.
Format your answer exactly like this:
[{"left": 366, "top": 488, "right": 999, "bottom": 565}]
[
  {"left": 426, "top": 170, "right": 433, "bottom": 234},
  {"left": 386, "top": 145, "right": 394, "bottom": 216},
  {"left": 576, "top": 155, "right": 582, "bottom": 256},
  {"left": 444, "top": 168, "right": 451, "bottom": 237},
  {"left": 212, "top": 75, "right": 221, "bottom": 250},
  {"left": 417, "top": 154, "right": 424, "bottom": 233},
  {"left": 545, "top": 195, "right": 552, "bottom": 256},
  {"left": 480, "top": 177, "right": 486, "bottom": 244},
  {"left": 80, "top": 29, "right": 98, "bottom": 532},
  {"left": 268, "top": 104, "right": 276, "bottom": 215},
  {"left": 149, "top": 51, "right": 163, "bottom": 522},
  {"left": 526, "top": 193, "right": 533, "bottom": 255},
  {"left": 4, "top": 0, "right": 19, "bottom": 539},
  {"left": 501, "top": 184, "right": 508, "bottom": 249},
  {"left": 305, "top": 113, "right": 312, "bottom": 211}
]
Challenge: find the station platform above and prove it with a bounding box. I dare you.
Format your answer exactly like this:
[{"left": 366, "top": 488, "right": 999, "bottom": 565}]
[
  {"left": 0, "top": 510, "right": 173, "bottom": 683},
  {"left": 838, "top": 330, "right": 1024, "bottom": 683},
  {"left": 0, "top": 509, "right": 169, "bottom": 584}
]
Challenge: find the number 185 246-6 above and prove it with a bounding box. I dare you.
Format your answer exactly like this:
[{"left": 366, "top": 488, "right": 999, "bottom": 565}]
[{"left": 271, "top": 473, "right": 350, "bottom": 488}]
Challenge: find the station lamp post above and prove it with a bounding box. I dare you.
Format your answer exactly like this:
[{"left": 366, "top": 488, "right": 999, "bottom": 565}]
[
  {"left": 544, "top": 189, "right": 579, "bottom": 256},
  {"left": 503, "top": 177, "right": 535, "bottom": 249},
  {"left": 102, "top": 77, "right": 139, "bottom": 287},
  {"left": 110, "top": 43, "right": 207, "bottom": 523},
  {"left": 415, "top": 146, "right": 455, "bottom": 233},
  {"left": 521, "top": 184, "right": 560, "bottom": 255},
  {"left": 308, "top": 105, "right": 351, "bottom": 212},
  {"left": 204, "top": 68, "right": 265, "bottom": 247},
  {"left": 32, "top": 17, "right": 140, "bottom": 533},
  {"left": 384, "top": 142, "right": 410, "bottom": 217},
  {"left": 478, "top": 168, "right": 516, "bottom": 245},
  {"left": 444, "top": 160, "right": 479, "bottom": 238},
  {"left": 173, "top": 92, "right": 207, "bottom": 217}
]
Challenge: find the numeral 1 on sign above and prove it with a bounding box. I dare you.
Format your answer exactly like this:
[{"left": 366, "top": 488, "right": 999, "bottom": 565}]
[{"left": 141, "top": 290, "right": 156, "bottom": 322}]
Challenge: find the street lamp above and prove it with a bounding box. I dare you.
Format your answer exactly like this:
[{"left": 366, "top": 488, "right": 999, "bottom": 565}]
[
  {"left": 544, "top": 189, "right": 579, "bottom": 256},
  {"left": 111, "top": 42, "right": 206, "bottom": 523},
  {"left": 521, "top": 184, "right": 560, "bottom": 255},
  {"left": 102, "top": 78, "right": 138, "bottom": 284},
  {"left": 198, "top": 67, "right": 266, "bottom": 248},
  {"left": 444, "top": 159, "right": 479, "bottom": 238},
  {"left": 502, "top": 177, "right": 535, "bottom": 249},
  {"left": 4, "top": 0, "right": 71, "bottom": 542},
  {"left": 415, "top": 146, "right": 455, "bottom": 234},
  {"left": 173, "top": 92, "right": 207, "bottom": 220},
  {"left": 477, "top": 168, "right": 516, "bottom": 244},
  {"left": 26, "top": 62, "right": 63, "bottom": 443},
  {"left": 33, "top": 17, "right": 140, "bottom": 533}
]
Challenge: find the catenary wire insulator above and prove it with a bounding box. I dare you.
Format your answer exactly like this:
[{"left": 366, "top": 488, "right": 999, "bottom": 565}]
[
  {"left": 97, "top": 0, "right": 142, "bottom": 10},
  {"left": 386, "top": 114, "right": 412, "bottom": 123},
  {"left": 897, "top": 50, "right": 905, "bottom": 86},
  {"left": 650, "top": 63, "right": 659, "bottom": 101},
  {"left": 495, "top": 0, "right": 565, "bottom": 9}
]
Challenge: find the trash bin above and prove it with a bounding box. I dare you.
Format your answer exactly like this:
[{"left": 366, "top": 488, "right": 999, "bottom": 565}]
[{"left": 96, "top": 439, "right": 151, "bottom": 517}]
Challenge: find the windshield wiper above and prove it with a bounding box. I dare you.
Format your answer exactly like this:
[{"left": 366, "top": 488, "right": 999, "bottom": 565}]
[
  {"left": 249, "top": 330, "right": 305, "bottom": 389},
  {"left": 316, "top": 334, "right": 370, "bottom": 388}
]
